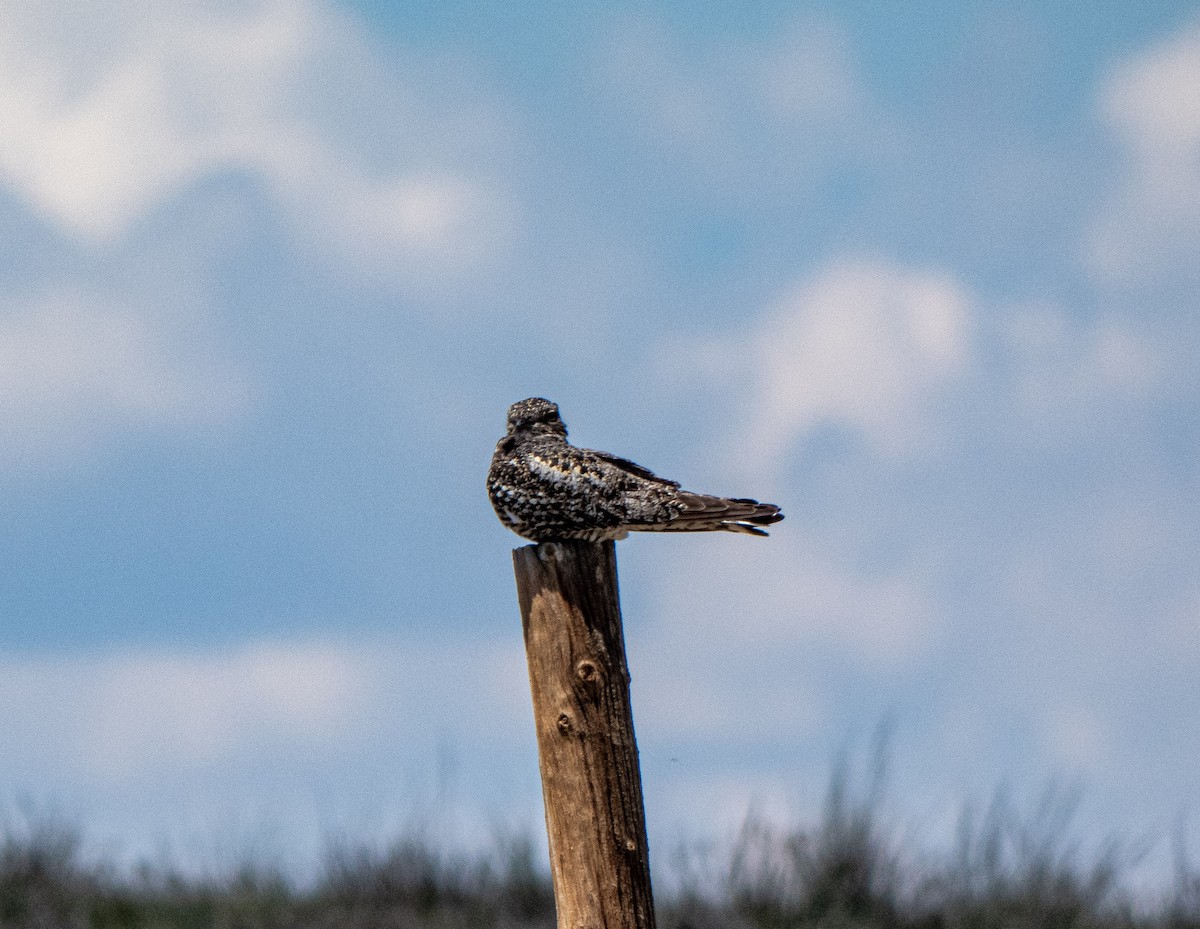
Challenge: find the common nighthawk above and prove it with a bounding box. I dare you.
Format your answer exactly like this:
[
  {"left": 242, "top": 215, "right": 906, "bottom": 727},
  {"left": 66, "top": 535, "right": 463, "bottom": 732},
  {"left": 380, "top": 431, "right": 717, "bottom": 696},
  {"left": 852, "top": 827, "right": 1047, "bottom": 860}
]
[{"left": 488, "top": 397, "right": 783, "bottom": 542}]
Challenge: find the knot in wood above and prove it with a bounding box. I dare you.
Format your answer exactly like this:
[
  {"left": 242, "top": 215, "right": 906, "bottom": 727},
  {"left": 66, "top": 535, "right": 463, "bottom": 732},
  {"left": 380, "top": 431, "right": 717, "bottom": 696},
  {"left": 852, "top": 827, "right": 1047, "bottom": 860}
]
[
  {"left": 537, "top": 541, "right": 564, "bottom": 564},
  {"left": 575, "top": 659, "right": 600, "bottom": 683},
  {"left": 556, "top": 713, "right": 574, "bottom": 735}
]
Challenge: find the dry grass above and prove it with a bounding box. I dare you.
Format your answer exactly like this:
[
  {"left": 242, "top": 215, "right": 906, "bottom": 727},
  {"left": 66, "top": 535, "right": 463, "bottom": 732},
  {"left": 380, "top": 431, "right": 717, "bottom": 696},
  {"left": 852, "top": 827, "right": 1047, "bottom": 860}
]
[{"left": 2, "top": 759, "right": 1198, "bottom": 929}]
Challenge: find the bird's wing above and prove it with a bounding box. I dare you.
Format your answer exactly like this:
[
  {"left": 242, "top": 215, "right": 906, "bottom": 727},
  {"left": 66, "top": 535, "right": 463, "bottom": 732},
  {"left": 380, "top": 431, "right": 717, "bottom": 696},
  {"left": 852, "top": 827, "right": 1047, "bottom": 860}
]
[
  {"left": 647, "top": 492, "right": 783, "bottom": 535},
  {"left": 586, "top": 449, "right": 681, "bottom": 489}
]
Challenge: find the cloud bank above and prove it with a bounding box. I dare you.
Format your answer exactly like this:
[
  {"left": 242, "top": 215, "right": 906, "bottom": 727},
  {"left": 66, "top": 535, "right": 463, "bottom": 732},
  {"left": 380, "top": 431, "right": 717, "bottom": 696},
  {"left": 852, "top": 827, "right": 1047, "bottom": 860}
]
[
  {"left": 1088, "top": 16, "right": 1200, "bottom": 280},
  {"left": 0, "top": 291, "right": 248, "bottom": 464},
  {"left": 0, "top": 0, "right": 512, "bottom": 277}
]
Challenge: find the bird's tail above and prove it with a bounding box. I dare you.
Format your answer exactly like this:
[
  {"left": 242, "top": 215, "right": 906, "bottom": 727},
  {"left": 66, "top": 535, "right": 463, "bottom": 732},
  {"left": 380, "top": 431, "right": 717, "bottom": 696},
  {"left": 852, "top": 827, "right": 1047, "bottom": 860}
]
[{"left": 647, "top": 493, "right": 784, "bottom": 536}]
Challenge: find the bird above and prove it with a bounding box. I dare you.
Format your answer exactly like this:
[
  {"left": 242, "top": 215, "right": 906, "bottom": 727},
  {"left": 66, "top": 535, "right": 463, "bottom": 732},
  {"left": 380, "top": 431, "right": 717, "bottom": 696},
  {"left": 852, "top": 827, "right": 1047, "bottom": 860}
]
[{"left": 487, "top": 397, "right": 783, "bottom": 542}]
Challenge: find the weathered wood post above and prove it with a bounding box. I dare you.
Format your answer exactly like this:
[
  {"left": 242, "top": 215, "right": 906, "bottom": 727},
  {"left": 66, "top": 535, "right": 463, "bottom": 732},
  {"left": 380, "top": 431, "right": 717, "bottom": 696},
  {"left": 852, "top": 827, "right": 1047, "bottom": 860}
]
[{"left": 513, "top": 539, "right": 655, "bottom": 929}]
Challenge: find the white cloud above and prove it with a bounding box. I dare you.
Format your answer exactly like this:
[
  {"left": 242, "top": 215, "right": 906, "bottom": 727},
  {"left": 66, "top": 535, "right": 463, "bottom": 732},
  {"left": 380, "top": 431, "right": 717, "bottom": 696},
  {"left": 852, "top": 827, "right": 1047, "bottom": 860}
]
[
  {"left": 998, "top": 301, "right": 1158, "bottom": 427},
  {"left": 0, "top": 291, "right": 249, "bottom": 462},
  {"left": 641, "top": 256, "right": 1173, "bottom": 801},
  {"left": 755, "top": 18, "right": 865, "bottom": 124},
  {"left": 0, "top": 642, "right": 376, "bottom": 779},
  {"left": 597, "top": 15, "right": 877, "bottom": 196},
  {"left": 83, "top": 644, "right": 372, "bottom": 777},
  {"left": 0, "top": 635, "right": 542, "bottom": 869},
  {"left": 0, "top": 0, "right": 512, "bottom": 277},
  {"left": 634, "top": 634, "right": 820, "bottom": 742},
  {"left": 628, "top": 533, "right": 934, "bottom": 758},
  {"left": 0, "top": 636, "right": 530, "bottom": 783},
  {"left": 1101, "top": 19, "right": 1200, "bottom": 166},
  {"left": 645, "top": 535, "right": 936, "bottom": 672},
  {"left": 1087, "top": 17, "right": 1200, "bottom": 280},
  {"left": 704, "top": 258, "right": 971, "bottom": 477},
  {"left": 667, "top": 257, "right": 1163, "bottom": 487}
]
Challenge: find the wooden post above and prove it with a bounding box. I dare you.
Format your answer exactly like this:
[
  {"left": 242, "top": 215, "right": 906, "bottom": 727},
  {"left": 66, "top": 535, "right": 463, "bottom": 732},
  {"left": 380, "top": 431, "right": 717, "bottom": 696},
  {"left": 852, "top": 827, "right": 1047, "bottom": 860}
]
[{"left": 513, "top": 540, "right": 656, "bottom": 929}]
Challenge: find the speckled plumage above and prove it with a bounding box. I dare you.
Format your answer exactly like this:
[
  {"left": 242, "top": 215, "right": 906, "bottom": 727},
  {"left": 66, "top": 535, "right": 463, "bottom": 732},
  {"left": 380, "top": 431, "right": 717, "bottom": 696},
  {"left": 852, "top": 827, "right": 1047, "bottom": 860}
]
[{"left": 487, "top": 398, "right": 783, "bottom": 542}]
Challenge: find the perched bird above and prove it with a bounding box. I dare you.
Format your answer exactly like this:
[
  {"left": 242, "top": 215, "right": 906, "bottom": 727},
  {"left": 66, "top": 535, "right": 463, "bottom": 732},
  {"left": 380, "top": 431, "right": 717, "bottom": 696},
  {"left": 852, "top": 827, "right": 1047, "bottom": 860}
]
[{"left": 487, "top": 397, "right": 783, "bottom": 542}]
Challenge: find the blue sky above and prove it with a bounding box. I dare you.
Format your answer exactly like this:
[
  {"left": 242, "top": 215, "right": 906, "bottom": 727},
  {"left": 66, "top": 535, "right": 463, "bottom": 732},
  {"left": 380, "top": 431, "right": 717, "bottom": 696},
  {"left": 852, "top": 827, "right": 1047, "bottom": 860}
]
[{"left": 1, "top": 0, "right": 1198, "bottom": 881}]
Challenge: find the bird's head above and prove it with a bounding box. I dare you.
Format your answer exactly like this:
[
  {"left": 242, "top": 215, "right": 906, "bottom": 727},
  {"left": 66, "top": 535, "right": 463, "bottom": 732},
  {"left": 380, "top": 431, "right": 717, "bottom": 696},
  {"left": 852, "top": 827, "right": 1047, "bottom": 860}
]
[{"left": 506, "top": 397, "right": 568, "bottom": 438}]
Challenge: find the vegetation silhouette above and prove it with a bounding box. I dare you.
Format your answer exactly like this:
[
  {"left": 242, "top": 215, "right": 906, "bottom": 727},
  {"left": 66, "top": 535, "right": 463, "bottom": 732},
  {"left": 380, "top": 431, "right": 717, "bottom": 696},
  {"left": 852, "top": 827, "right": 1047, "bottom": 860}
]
[{"left": 2, "top": 755, "right": 1198, "bottom": 929}]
